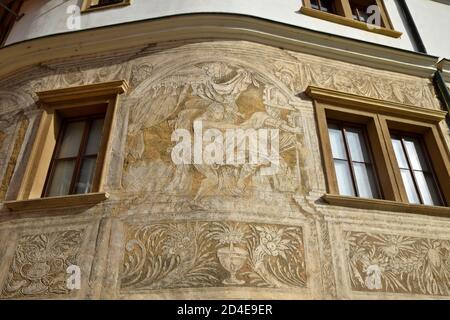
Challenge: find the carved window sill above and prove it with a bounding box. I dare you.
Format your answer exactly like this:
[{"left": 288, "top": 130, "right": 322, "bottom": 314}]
[
  {"left": 323, "top": 194, "right": 450, "bottom": 217},
  {"left": 4, "top": 192, "right": 109, "bottom": 211},
  {"left": 300, "top": 7, "right": 402, "bottom": 38}
]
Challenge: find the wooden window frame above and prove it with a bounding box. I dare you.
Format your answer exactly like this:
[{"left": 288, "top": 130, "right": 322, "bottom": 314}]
[
  {"left": 300, "top": 0, "right": 402, "bottom": 38},
  {"left": 4, "top": 80, "right": 129, "bottom": 211},
  {"left": 81, "top": 0, "right": 131, "bottom": 13},
  {"left": 307, "top": 86, "right": 450, "bottom": 217},
  {"left": 42, "top": 113, "right": 105, "bottom": 198},
  {"left": 389, "top": 131, "right": 446, "bottom": 206},
  {"left": 327, "top": 120, "right": 383, "bottom": 199}
]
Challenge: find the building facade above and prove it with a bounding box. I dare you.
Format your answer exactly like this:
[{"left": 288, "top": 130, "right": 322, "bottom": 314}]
[{"left": 0, "top": 0, "right": 449, "bottom": 299}]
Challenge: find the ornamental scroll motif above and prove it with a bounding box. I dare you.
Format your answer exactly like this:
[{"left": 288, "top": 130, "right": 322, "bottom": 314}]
[
  {"left": 345, "top": 231, "right": 450, "bottom": 296},
  {"left": 120, "top": 221, "right": 306, "bottom": 292},
  {"left": 1, "top": 230, "right": 84, "bottom": 299}
]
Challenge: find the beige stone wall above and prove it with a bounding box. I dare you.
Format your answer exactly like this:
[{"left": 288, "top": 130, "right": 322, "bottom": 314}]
[{"left": 0, "top": 41, "right": 449, "bottom": 300}]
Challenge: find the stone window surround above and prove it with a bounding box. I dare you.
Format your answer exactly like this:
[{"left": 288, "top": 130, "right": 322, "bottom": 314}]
[
  {"left": 300, "top": 0, "right": 402, "bottom": 38},
  {"left": 4, "top": 80, "right": 129, "bottom": 211},
  {"left": 308, "top": 86, "right": 450, "bottom": 217}
]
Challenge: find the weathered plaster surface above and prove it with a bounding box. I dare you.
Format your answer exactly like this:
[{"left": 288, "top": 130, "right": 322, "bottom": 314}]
[{"left": 0, "top": 41, "right": 448, "bottom": 299}]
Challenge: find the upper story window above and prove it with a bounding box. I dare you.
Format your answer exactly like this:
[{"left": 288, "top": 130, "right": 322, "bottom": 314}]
[
  {"left": 308, "top": 86, "right": 450, "bottom": 217},
  {"left": 4, "top": 81, "right": 129, "bottom": 211},
  {"left": 43, "top": 115, "right": 105, "bottom": 198},
  {"left": 81, "top": 0, "right": 131, "bottom": 13},
  {"left": 300, "top": 0, "right": 402, "bottom": 38}
]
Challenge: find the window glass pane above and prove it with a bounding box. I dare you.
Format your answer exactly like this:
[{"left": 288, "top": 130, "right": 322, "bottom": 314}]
[
  {"left": 74, "top": 157, "right": 97, "bottom": 194},
  {"left": 352, "top": 7, "right": 370, "bottom": 22},
  {"left": 46, "top": 159, "right": 76, "bottom": 197},
  {"left": 404, "top": 137, "right": 429, "bottom": 171},
  {"left": 353, "top": 163, "right": 379, "bottom": 199},
  {"left": 414, "top": 171, "right": 442, "bottom": 206},
  {"left": 92, "top": 0, "right": 123, "bottom": 7},
  {"left": 334, "top": 159, "right": 355, "bottom": 196},
  {"left": 391, "top": 137, "right": 409, "bottom": 169},
  {"left": 345, "top": 127, "right": 370, "bottom": 163},
  {"left": 58, "top": 121, "right": 85, "bottom": 158},
  {"left": 328, "top": 124, "right": 347, "bottom": 160},
  {"left": 310, "top": 0, "right": 320, "bottom": 10},
  {"left": 319, "top": 0, "right": 335, "bottom": 13},
  {"left": 85, "top": 118, "right": 104, "bottom": 155},
  {"left": 400, "top": 169, "right": 420, "bottom": 204}
]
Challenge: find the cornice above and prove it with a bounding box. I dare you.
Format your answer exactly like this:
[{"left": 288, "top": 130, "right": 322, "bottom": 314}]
[
  {"left": 0, "top": 13, "right": 440, "bottom": 80},
  {"left": 36, "top": 80, "right": 130, "bottom": 105},
  {"left": 437, "top": 59, "right": 450, "bottom": 83},
  {"left": 306, "top": 85, "right": 447, "bottom": 123}
]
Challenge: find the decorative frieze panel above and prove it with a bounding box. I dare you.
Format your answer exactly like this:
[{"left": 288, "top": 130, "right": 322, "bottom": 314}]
[
  {"left": 285, "top": 54, "right": 440, "bottom": 110},
  {"left": 120, "top": 221, "right": 306, "bottom": 292},
  {"left": 345, "top": 231, "right": 450, "bottom": 297},
  {"left": 0, "top": 229, "right": 84, "bottom": 299}
]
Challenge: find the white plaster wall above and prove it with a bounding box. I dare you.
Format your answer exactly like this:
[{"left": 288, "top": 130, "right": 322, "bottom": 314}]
[
  {"left": 5, "top": 0, "right": 416, "bottom": 51},
  {"left": 406, "top": 0, "right": 450, "bottom": 58}
]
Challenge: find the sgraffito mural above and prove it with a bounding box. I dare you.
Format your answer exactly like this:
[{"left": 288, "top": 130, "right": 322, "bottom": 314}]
[
  {"left": 345, "top": 231, "right": 450, "bottom": 296},
  {"left": 122, "top": 61, "right": 308, "bottom": 211},
  {"left": 0, "top": 41, "right": 448, "bottom": 299},
  {"left": 120, "top": 221, "right": 306, "bottom": 291},
  {"left": 1, "top": 230, "right": 84, "bottom": 299}
]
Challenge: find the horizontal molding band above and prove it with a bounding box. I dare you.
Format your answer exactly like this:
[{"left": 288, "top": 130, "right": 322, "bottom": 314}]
[
  {"left": 0, "top": 13, "right": 442, "bottom": 79},
  {"left": 323, "top": 194, "right": 450, "bottom": 218},
  {"left": 4, "top": 192, "right": 109, "bottom": 211},
  {"left": 306, "top": 86, "right": 448, "bottom": 122},
  {"left": 437, "top": 59, "right": 450, "bottom": 83},
  {"left": 36, "top": 80, "right": 130, "bottom": 105},
  {"left": 300, "top": 7, "right": 402, "bottom": 38}
]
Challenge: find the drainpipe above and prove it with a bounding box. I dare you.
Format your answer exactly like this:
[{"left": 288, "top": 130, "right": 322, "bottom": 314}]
[
  {"left": 435, "top": 60, "right": 450, "bottom": 115},
  {"left": 397, "top": 0, "right": 427, "bottom": 54},
  {"left": 397, "top": 1, "right": 450, "bottom": 116}
]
